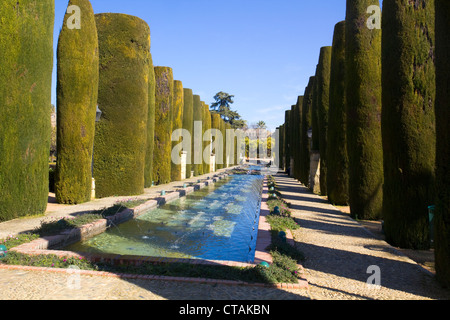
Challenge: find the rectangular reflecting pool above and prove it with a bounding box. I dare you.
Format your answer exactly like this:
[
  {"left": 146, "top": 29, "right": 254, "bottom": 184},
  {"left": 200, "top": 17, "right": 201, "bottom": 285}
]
[{"left": 65, "top": 174, "right": 264, "bottom": 263}]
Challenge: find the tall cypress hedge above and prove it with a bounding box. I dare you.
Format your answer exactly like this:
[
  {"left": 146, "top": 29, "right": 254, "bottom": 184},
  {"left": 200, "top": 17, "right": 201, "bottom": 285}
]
[
  {"left": 435, "top": 0, "right": 450, "bottom": 287},
  {"left": 327, "top": 21, "right": 349, "bottom": 206},
  {"left": 284, "top": 110, "right": 291, "bottom": 174},
  {"left": 55, "top": 0, "right": 98, "bottom": 204},
  {"left": 381, "top": 0, "right": 436, "bottom": 249},
  {"left": 94, "top": 13, "right": 150, "bottom": 197},
  {"left": 203, "top": 102, "right": 212, "bottom": 174},
  {"left": 0, "top": 0, "right": 54, "bottom": 221},
  {"left": 221, "top": 119, "right": 227, "bottom": 168},
  {"left": 144, "top": 54, "right": 156, "bottom": 188},
  {"left": 211, "top": 113, "right": 223, "bottom": 170},
  {"left": 311, "top": 68, "right": 320, "bottom": 152},
  {"left": 182, "top": 88, "right": 194, "bottom": 179},
  {"left": 345, "top": 0, "right": 383, "bottom": 220},
  {"left": 153, "top": 66, "right": 174, "bottom": 185},
  {"left": 316, "top": 46, "right": 332, "bottom": 197},
  {"left": 300, "top": 77, "right": 315, "bottom": 187},
  {"left": 293, "top": 97, "right": 304, "bottom": 181},
  {"left": 193, "top": 94, "right": 203, "bottom": 176},
  {"left": 171, "top": 80, "right": 184, "bottom": 181}
]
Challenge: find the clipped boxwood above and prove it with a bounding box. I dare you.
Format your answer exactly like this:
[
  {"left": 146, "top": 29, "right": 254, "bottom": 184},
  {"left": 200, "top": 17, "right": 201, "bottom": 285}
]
[
  {"left": 0, "top": 0, "right": 54, "bottom": 221},
  {"left": 144, "top": 54, "right": 156, "bottom": 188},
  {"left": 171, "top": 80, "right": 184, "bottom": 181},
  {"left": 327, "top": 21, "right": 349, "bottom": 206},
  {"left": 55, "top": 0, "right": 99, "bottom": 204},
  {"left": 345, "top": 0, "right": 383, "bottom": 220},
  {"left": 381, "top": 0, "right": 436, "bottom": 249},
  {"left": 316, "top": 46, "right": 332, "bottom": 197},
  {"left": 152, "top": 66, "right": 174, "bottom": 185},
  {"left": 182, "top": 88, "right": 194, "bottom": 178},
  {"left": 93, "top": 13, "right": 150, "bottom": 197},
  {"left": 435, "top": 0, "right": 450, "bottom": 288}
]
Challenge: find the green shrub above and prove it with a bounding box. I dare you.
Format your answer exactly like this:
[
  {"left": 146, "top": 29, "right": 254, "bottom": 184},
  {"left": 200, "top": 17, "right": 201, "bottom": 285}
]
[
  {"left": 171, "top": 80, "right": 184, "bottom": 181},
  {"left": 55, "top": 0, "right": 99, "bottom": 204},
  {"left": 0, "top": 0, "right": 54, "bottom": 221},
  {"left": 381, "top": 0, "right": 435, "bottom": 249},
  {"left": 144, "top": 55, "right": 156, "bottom": 188},
  {"left": 152, "top": 66, "right": 174, "bottom": 185},
  {"left": 345, "top": 0, "right": 383, "bottom": 220},
  {"left": 93, "top": 13, "right": 150, "bottom": 197},
  {"left": 434, "top": 0, "right": 450, "bottom": 288},
  {"left": 327, "top": 21, "right": 349, "bottom": 206}
]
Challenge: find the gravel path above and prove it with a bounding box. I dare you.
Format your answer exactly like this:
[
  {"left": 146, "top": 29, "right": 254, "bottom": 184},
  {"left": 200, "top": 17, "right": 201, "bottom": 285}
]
[{"left": 275, "top": 174, "right": 450, "bottom": 300}]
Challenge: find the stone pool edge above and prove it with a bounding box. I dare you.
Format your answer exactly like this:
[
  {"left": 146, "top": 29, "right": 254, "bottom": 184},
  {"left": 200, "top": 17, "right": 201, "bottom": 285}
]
[{"left": 5, "top": 171, "right": 309, "bottom": 290}]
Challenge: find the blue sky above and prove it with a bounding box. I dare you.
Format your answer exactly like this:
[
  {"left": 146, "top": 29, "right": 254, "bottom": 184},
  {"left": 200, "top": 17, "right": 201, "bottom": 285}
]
[{"left": 52, "top": 0, "right": 350, "bottom": 131}]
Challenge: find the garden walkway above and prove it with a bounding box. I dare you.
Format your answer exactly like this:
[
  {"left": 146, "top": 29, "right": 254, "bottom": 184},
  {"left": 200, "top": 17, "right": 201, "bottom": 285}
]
[{"left": 1, "top": 170, "right": 450, "bottom": 300}]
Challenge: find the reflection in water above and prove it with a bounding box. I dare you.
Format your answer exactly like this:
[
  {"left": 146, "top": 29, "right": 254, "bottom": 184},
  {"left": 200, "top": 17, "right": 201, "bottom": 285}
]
[{"left": 66, "top": 174, "right": 264, "bottom": 263}]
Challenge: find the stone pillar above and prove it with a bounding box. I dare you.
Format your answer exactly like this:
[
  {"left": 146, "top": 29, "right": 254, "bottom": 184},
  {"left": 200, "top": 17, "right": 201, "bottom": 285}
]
[
  {"left": 181, "top": 151, "right": 187, "bottom": 180},
  {"left": 309, "top": 151, "right": 321, "bottom": 194}
]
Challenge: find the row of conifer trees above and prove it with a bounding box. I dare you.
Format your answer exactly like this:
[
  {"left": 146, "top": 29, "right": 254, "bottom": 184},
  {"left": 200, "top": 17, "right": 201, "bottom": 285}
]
[
  {"left": 0, "top": 0, "right": 233, "bottom": 220},
  {"left": 277, "top": 0, "right": 450, "bottom": 288}
]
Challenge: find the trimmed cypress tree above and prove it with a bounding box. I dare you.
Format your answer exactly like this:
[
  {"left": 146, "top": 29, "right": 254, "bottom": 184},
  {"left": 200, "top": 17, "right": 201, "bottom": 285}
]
[
  {"left": 327, "top": 21, "right": 349, "bottom": 206},
  {"left": 345, "top": 0, "right": 383, "bottom": 220},
  {"left": 152, "top": 66, "right": 174, "bottom": 185},
  {"left": 94, "top": 13, "right": 150, "bottom": 197},
  {"left": 193, "top": 95, "right": 203, "bottom": 176},
  {"left": 144, "top": 54, "right": 156, "bottom": 188},
  {"left": 0, "top": 0, "right": 54, "bottom": 221},
  {"left": 171, "top": 80, "right": 184, "bottom": 181},
  {"left": 300, "top": 77, "right": 315, "bottom": 187},
  {"left": 292, "top": 101, "right": 302, "bottom": 181},
  {"left": 316, "top": 46, "right": 332, "bottom": 197},
  {"left": 381, "top": 0, "right": 436, "bottom": 249},
  {"left": 284, "top": 110, "right": 291, "bottom": 174},
  {"left": 221, "top": 119, "right": 227, "bottom": 168},
  {"left": 311, "top": 68, "right": 320, "bottom": 152},
  {"left": 211, "top": 113, "right": 223, "bottom": 170},
  {"left": 182, "top": 88, "right": 194, "bottom": 179},
  {"left": 55, "top": 0, "right": 98, "bottom": 204},
  {"left": 203, "top": 102, "right": 212, "bottom": 174},
  {"left": 435, "top": 0, "right": 450, "bottom": 287}
]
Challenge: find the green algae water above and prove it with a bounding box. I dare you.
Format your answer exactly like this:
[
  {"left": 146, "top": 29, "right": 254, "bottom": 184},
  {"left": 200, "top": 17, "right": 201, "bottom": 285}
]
[{"left": 66, "top": 174, "right": 264, "bottom": 263}]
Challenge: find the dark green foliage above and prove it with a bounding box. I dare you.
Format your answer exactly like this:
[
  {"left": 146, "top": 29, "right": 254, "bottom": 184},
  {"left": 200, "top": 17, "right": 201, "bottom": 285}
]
[
  {"left": 94, "top": 13, "right": 150, "bottom": 197},
  {"left": 316, "top": 47, "right": 332, "bottom": 197},
  {"left": 144, "top": 55, "right": 156, "bottom": 188},
  {"left": 311, "top": 67, "right": 320, "bottom": 152},
  {"left": 193, "top": 95, "right": 203, "bottom": 176},
  {"left": 171, "top": 80, "right": 184, "bottom": 181},
  {"left": 220, "top": 119, "right": 227, "bottom": 168},
  {"left": 211, "top": 113, "right": 223, "bottom": 170},
  {"left": 292, "top": 98, "right": 303, "bottom": 181},
  {"left": 55, "top": 0, "right": 98, "bottom": 204},
  {"left": 381, "top": 0, "right": 435, "bottom": 249},
  {"left": 435, "top": 0, "right": 450, "bottom": 287},
  {"left": 152, "top": 66, "right": 174, "bottom": 185},
  {"left": 327, "top": 21, "right": 349, "bottom": 206},
  {"left": 0, "top": 0, "right": 54, "bottom": 221},
  {"left": 203, "top": 103, "right": 212, "bottom": 173},
  {"left": 284, "top": 110, "right": 291, "bottom": 174},
  {"left": 345, "top": 0, "right": 383, "bottom": 220},
  {"left": 182, "top": 89, "right": 194, "bottom": 178},
  {"left": 300, "top": 77, "right": 315, "bottom": 187}
]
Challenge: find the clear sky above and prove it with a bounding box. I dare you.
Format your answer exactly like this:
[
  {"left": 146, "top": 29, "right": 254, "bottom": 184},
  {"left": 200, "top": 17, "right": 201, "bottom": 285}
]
[{"left": 52, "top": 0, "right": 351, "bottom": 131}]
